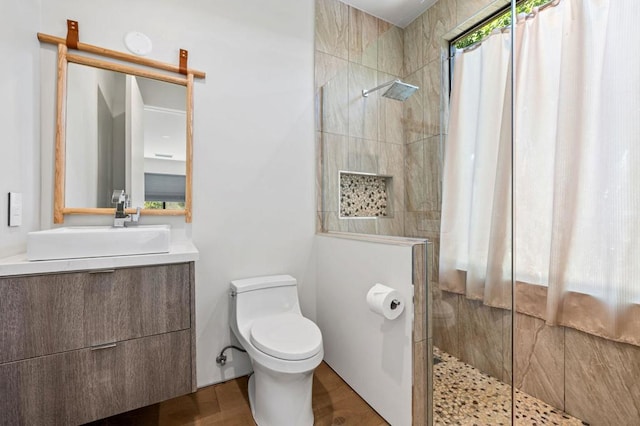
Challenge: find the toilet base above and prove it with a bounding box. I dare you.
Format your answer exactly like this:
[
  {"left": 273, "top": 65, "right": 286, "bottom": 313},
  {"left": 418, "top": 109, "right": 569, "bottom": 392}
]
[
  {"left": 248, "top": 373, "right": 256, "bottom": 418},
  {"left": 247, "top": 361, "right": 315, "bottom": 426}
]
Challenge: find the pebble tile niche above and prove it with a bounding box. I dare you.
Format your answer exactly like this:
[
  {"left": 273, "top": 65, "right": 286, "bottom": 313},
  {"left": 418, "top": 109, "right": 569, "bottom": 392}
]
[{"left": 339, "top": 172, "right": 390, "bottom": 218}]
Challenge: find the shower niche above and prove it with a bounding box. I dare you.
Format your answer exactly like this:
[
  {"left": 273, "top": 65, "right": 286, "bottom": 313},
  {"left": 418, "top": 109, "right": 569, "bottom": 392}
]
[{"left": 339, "top": 171, "right": 393, "bottom": 218}]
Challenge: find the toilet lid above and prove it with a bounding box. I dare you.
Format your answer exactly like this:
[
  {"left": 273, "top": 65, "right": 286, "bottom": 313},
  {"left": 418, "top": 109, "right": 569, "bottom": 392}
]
[{"left": 250, "top": 313, "right": 322, "bottom": 361}]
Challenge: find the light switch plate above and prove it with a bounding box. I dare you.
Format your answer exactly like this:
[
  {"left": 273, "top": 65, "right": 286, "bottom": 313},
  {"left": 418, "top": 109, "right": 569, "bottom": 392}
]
[{"left": 8, "top": 192, "right": 22, "bottom": 227}]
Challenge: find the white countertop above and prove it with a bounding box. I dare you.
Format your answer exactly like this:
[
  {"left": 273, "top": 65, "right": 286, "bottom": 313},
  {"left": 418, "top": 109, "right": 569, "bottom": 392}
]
[{"left": 0, "top": 240, "right": 199, "bottom": 277}]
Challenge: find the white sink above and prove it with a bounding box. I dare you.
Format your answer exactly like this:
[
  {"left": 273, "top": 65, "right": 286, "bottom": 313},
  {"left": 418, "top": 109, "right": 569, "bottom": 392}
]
[{"left": 27, "top": 225, "right": 171, "bottom": 261}]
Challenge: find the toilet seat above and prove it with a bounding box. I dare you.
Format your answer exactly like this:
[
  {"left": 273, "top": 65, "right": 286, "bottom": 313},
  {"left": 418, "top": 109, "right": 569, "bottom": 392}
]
[{"left": 250, "top": 313, "right": 322, "bottom": 361}]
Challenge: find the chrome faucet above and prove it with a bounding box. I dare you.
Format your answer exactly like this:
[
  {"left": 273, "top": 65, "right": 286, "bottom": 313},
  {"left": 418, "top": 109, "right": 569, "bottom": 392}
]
[{"left": 111, "top": 190, "right": 140, "bottom": 227}]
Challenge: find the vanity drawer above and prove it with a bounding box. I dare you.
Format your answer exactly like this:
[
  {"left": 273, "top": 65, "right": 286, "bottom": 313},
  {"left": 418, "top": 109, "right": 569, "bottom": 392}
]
[
  {"left": 0, "top": 263, "right": 191, "bottom": 364},
  {"left": 0, "top": 272, "right": 86, "bottom": 364},
  {"left": 0, "top": 330, "right": 193, "bottom": 426},
  {"left": 84, "top": 263, "right": 191, "bottom": 345}
]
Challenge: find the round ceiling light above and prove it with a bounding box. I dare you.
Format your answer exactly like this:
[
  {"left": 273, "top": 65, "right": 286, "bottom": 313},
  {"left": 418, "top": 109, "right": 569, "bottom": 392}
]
[{"left": 124, "top": 31, "right": 152, "bottom": 56}]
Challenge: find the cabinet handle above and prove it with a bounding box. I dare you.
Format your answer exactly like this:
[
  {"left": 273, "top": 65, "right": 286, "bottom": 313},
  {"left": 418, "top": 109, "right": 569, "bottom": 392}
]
[
  {"left": 91, "top": 342, "right": 117, "bottom": 351},
  {"left": 88, "top": 269, "right": 115, "bottom": 274}
]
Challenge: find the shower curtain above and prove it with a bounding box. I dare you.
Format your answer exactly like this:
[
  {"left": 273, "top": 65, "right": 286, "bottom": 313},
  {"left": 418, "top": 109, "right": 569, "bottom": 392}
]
[{"left": 440, "top": 0, "right": 640, "bottom": 346}]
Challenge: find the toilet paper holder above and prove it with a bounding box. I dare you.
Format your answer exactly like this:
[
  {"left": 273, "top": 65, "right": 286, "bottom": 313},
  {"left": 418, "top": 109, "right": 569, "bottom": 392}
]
[{"left": 366, "top": 283, "right": 405, "bottom": 320}]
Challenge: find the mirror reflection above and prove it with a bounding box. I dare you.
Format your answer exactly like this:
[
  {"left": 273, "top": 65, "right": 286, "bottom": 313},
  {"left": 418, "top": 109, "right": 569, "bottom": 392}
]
[{"left": 65, "top": 63, "right": 187, "bottom": 210}]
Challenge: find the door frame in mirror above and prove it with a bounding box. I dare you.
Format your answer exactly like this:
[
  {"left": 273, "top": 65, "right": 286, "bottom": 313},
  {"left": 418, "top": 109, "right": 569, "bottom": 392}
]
[{"left": 39, "top": 29, "right": 204, "bottom": 224}]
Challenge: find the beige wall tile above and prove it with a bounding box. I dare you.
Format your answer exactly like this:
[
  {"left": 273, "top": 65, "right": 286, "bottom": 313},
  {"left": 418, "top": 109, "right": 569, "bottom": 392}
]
[
  {"left": 315, "top": 0, "right": 349, "bottom": 59},
  {"left": 377, "top": 21, "right": 404, "bottom": 77},
  {"left": 404, "top": 211, "right": 420, "bottom": 238},
  {"left": 348, "top": 7, "right": 379, "bottom": 69},
  {"left": 349, "top": 63, "right": 379, "bottom": 140},
  {"left": 315, "top": 50, "right": 348, "bottom": 91},
  {"left": 423, "top": 0, "right": 456, "bottom": 65},
  {"left": 413, "top": 244, "right": 428, "bottom": 342},
  {"left": 379, "top": 142, "right": 404, "bottom": 212},
  {"left": 347, "top": 137, "right": 378, "bottom": 174},
  {"left": 424, "top": 210, "right": 442, "bottom": 220},
  {"left": 456, "top": 0, "right": 496, "bottom": 27},
  {"left": 426, "top": 244, "right": 433, "bottom": 339},
  {"left": 502, "top": 308, "right": 513, "bottom": 383},
  {"left": 315, "top": 51, "right": 349, "bottom": 134},
  {"left": 433, "top": 290, "right": 460, "bottom": 358},
  {"left": 378, "top": 72, "right": 404, "bottom": 144},
  {"left": 423, "top": 136, "right": 442, "bottom": 212},
  {"left": 565, "top": 328, "right": 640, "bottom": 425},
  {"left": 404, "top": 142, "right": 440, "bottom": 232},
  {"left": 405, "top": 141, "right": 426, "bottom": 212},
  {"left": 406, "top": 212, "right": 440, "bottom": 238},
  {"left": 404, "top": 15, "right": 424, "bottom": 77},
  {"left": 420, "top": 213, "right": 441, "bottom": 235},
  {"left": 321, "top": 132, "right": 348, "bottom": 212},
  {"left": 459, "top": 297, "right": 504, "bottom": 380},
  {"left": 423, "top": 60, "right": 442, "bottom": 138},
  {"left": 514, "top": 314, "right": 565, "bottom": 411},
  {"left": 348, "top": 218, "right": 377, "bottom": 234},
  {"left": 403, "top": 70, "right": 425, "bottom": 144},
  {"left": 413, "top": 339, "right": 428, "bottom": 426},
  {"left": 427, "top": 283, "right": 434, "bottom": 340},
  {"left": 376, "top": 212, "right": 404, "bottom": 236},
  {"left": 429, "top": 237, "right": 439, "bottom": 283},
  {"left": 323, "top": 211, "right": 349, "bottom": 233}
]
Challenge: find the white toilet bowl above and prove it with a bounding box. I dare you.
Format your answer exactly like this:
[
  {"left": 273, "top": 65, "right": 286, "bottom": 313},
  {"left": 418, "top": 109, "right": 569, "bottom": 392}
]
[{"left": 230, "top": 275, "right": 323, "bottom": 426}]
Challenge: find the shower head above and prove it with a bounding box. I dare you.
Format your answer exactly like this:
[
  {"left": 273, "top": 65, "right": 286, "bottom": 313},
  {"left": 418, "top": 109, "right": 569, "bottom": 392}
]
[{"left": 362, "top": 79, "right": 419, "bottom": 101}]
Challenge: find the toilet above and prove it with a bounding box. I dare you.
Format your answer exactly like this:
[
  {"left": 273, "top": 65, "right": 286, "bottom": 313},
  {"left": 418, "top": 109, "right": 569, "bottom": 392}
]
[{"left": 230, "top": 275, "right": 323, "bottom": 426}]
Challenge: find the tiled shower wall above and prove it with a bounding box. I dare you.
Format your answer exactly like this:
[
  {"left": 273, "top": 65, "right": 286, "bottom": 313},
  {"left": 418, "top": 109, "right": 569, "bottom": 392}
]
[
  {"left": 315, "top": 0, "right": 497, "bottom": 239},
  {"left": 315, "top": 0, "right": 405, "bottom": 235}
]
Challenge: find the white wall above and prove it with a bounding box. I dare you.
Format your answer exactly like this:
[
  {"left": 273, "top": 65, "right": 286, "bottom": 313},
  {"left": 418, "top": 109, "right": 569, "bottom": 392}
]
[
  {"left": 0, "top": 0, "right": 41, "bottom": 258},
  {"left": 125, "top": 76, "right": 145, "bottom": 207},
  {"left": 66, "top": 65, "right": 122, "bottom": 207},
  {"left": 65, "top": 64, "right": 99, "bottom": 207},
  {"left": 34, "top": 0, "right": 316, "bottom": 387},
  {"left": 317, "top": 235, "right": 414, "bottom": 426}
]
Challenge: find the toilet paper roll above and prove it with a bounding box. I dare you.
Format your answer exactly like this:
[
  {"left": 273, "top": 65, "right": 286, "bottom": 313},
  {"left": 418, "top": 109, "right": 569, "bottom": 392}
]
[{"left": 366, "top": 283, "right": 405, "bottom": 320}]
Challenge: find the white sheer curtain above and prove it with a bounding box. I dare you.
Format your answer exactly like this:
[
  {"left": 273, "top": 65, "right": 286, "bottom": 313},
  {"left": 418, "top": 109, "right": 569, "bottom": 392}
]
[
  {"left": 439, "top": 30, "right": 512, "bottom": 303},
  {"left": 440, "top": 0, "right": 640, "bottom": 346}
]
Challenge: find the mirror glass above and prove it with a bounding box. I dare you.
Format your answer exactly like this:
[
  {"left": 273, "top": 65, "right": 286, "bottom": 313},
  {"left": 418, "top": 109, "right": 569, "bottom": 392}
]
[{"left": 65, "top": 63, "right": 187, "bottom": 210}]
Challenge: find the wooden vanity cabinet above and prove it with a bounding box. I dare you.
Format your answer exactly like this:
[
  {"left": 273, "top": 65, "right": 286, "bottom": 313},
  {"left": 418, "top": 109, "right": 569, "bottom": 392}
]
[{"left": 0, "top": 262, "right": 196, "bottom": 426}]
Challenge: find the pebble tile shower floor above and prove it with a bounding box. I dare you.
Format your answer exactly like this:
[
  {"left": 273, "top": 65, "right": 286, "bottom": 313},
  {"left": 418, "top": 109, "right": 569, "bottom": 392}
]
[{"left": 433, "top": 348, "right": 588, "bottom": 425}]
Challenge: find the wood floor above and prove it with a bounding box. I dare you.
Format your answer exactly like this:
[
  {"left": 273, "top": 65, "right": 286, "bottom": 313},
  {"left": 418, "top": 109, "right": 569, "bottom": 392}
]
[{"left": 86, "top": 362, "right": 388, "bottom": 426}]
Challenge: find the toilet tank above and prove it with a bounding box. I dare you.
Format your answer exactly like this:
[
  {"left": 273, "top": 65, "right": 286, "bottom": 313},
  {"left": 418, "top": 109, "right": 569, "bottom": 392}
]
[{"left": 231, "top": 275, "right": 302, "bottom": 328}]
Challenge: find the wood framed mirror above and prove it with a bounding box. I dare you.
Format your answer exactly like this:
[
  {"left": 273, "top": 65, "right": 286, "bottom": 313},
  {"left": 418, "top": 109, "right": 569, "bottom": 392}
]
[{"left": 39, "top": 24, "right": 205, "bottom": 223}]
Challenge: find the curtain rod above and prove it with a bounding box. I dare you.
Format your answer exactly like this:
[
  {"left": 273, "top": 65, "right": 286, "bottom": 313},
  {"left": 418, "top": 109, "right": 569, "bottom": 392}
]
[{"left": 443, "top": 0, "right": 562, "bottom": 60}]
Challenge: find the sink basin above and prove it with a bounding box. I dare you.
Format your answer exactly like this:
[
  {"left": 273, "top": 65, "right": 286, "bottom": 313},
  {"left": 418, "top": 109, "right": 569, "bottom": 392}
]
[{"left": 27, "top": 225, "right": 171, "bottom": 261}]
